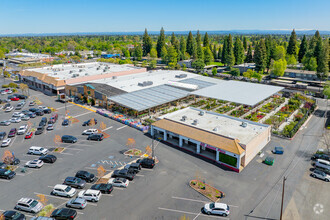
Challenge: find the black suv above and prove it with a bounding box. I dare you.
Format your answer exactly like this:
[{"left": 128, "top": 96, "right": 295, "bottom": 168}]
[
  {"left": 0, "top": 132, "right": 6, "bottom": 140},
  {"left": 35, "top": 126, "right": 44, "bottom": 135},
  {"left": 62, "top": 135, "right": 77, "bottom": 143},
  {"left": 51, "top": 208, "right": 77, "bottom": 220},
  {"left": 91, "top": 183, "right": 113, "bottom": 194},
  {"left": 137, "top": 158, "right": 155, "bottom": 169},
  {"left": 124, "top": 163, "right": 141, "bottom": 174},
  {"left": 43, "top": 108, "right": 51, "bottom": 114},
  {"left": 87, "top": 133, "right": 104, "bottom": 141},
  {"left": 75, "top": 170, "right": 95, "bottom": 183},
  {"left": 63, "top": 176, "right": 86, "bottom": 189},
  {"left": 13, "top": 94, "right": 27, "bottom": 99},
  {"left": 35, "top": 110, "right": 44, "bottom": 116},
  {"left": 311, "top": 154, "right": 330, "bottom": 161},
  {"left": 0, "top": 168, "right": 16, "bottom": 179},
  {"left": 39, "top": 155, "right": 57, "bottom": 163},
  {"left": 112, "top": 169, "right": 135, "bottom": 181},
  {"left": 82, "top": 119, "right": 97, "bottom": 126}
]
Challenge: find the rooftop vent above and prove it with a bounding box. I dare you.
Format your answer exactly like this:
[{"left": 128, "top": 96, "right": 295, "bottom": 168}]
[
  {"left": 54, "top": 73, "right": 57, "bottom": 75},
  {"left": 213, "top": 126, "right": 219, "bottom": 132},
  {"left": 199, "top": 111, "right": 205, "bottom": 116},
  {"left": 112, "top": 76, "right": 117, "bottom": 79},
  {"left": 241, "top": 122, "right": 248, "bottom": 128},
  {"left": 79, "top": 69, "right": 83, "bottom": 72},
  {"left": 192, "top": 119, "right": 198, "bottom": 125},
  {"left": 103, "top": 69, "right": 107, "bottom": 72},
  {"left": 69, "top": 70, "right": 73, "bottom": 74},
  {"left": 138, "top": 81, "right": 153, "bottom": 87},
  {"left": 181, "top": 116, "right": 187, "bottom": 122},
  {"left": 175, "top": 74, "right": 187, "bottom": 78},
  {"left": 85, "top": 73, "right": 88, "bottom": 76}
]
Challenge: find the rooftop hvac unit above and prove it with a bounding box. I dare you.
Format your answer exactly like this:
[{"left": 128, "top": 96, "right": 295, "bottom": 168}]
[
  {"left": 241, "top": 122, "right": 247, "bottom": 128},
  {"left": 181, "top": 116, "right": 187, "bottom": 122},
  {"left": 112, "top": 76, "right": 117, "bottom": 79},
  {"left": 103, "top": 69, "right": 107, "bottom": 72},
  {"left": 54, "top": 73, "right": 57, "bottom": 75},
  {"left": 175, "top": 74, "right": 187, "bottom": 78},
  {"left": 79, "top": 69, "right": 83, "bottom": 72},
  {"left": 213, "top": 126, "right": 219, "bottom": 132},
  {"left": 85, "top": 73, "right": 88, "bottom": 76},
  {"left": 138, "top": 81, "right": 153, "bottom": 87},
  {"left": 192, "top": 119, "right": 198, "bottom": 125},
  {"left": 69, "top": 70, "right": 73, "bottom": 74},
  {"left": 199, "top": 111, "right": 205, "bottom": 116}
]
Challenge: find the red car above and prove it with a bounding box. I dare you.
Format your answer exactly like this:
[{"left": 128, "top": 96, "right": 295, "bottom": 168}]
[
  {"left": 25, "top": 132, "right": 33, "bottom": 139},
  {"left": 11, "top": 97, "right": 19, "bottom": 101}
]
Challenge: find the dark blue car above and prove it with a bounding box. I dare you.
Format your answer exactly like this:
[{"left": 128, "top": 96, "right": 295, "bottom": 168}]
[{"left": 272, "top": 146, "right": 284, "bottom": 154}]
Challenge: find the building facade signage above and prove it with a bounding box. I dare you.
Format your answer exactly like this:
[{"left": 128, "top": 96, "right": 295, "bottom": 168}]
[{"left": 201, "top": 143, "right": 226, "bottom": 154}]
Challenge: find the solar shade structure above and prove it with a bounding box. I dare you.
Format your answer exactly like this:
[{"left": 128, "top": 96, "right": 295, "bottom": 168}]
[
  {"left": 191, "top": 81, "right": 284, "bottom": 106},
  {"left": 109, "top": 85, "right": 189, "bottom": 112}
]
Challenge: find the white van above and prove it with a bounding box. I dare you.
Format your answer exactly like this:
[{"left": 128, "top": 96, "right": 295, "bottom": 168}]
[
  {"left": 27, "top": 146, "right": 48, "bottom": 155},
  {"left": 52, "top": 184, "right": 76, "bottom": 198},
  {"left": 314, "top": 159, "right": 330, "bottom": 170}
]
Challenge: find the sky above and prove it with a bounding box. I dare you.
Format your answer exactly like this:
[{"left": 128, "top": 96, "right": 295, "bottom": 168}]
[{"left": 0, "top": 0, "right": 329, "bottom": 34}]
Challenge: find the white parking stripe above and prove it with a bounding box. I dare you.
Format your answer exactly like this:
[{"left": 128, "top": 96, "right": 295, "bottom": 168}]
[
  {"left": 34, "top": 192, "right": 70, "bottom": 201},
  {"left": 102, "top": 126, "right": 113, "bottom": 131},
  {"left": 158, "top": 207, "right": 229, "bottom": 219},
  {"left": 72, "top": 111, "right": 92, "bottom": 118},
  {"left": 171, "top": 196, "right": 209, "bottom": 203},
  {"left": 56, "top": 105, "right": 74, "bottom": 110},
  {"left": 116, "top": 125, "right": 127, "bottom": 130}
]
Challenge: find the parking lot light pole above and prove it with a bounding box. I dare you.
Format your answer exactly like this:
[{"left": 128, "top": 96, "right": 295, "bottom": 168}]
[
  {"left": 151, "top": 135, "right": 155, "bottom": 159},
  {"left": 280, "top": 176, "right": 287, "bottom": 220}
]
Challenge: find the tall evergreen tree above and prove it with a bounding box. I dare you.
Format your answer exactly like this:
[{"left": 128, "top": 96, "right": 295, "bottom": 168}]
[
  {"left": 314, "top": 36, "right": 323, "bottom": 61},
  {"left": 196, "top": 30, "right": 202, "bottom": 46},
  {"left": 287, "top": 29, "right": 297, "bottom": 57},
  {"left": 221, "top": 37, "right": 228, "bottom": 63},
  {"left": 179, "top": 36, "right": 186, "bottom": 60},
  {"left": 186, "top": 31, "right": 194, "bottom": 57},
  {"left": 316, "top": 40, "right": 329, "bottom": 77},
  {"left": 224, "top": 34, "right": 235, "bottom": 66},
  {"left": 246, "top": 45, "right": 253, "bottom": 63},
  {"left": 203, "top": 47, "right": 214, "bottom": 65},
  {"left": 217, "top": 46, "right": 222, "bottom": 60},
  {"left": 243, "top": 36, "right": 248, "bottom": 51},
  {"left": 298, "top": 35, "right": 308, "bottom": 63},
  {"left": 233, "top": 37, "right": 244, "bottom": 65},
  {"left": 142, "top": 28, "right": 152, "bottom": 56},
  {"left": 197, "top": 42, "right": 204, "bottom": 60},
  {"left": 156, "top": 27, "right": 165, "bottom": 58},
  {"left": 254, "top": 39, "right": 267, "bottom": 72},
  {"left": 203, "top": 32, "right": 210, "bottom": 48},
  {"left": 171, "top": 32, "right": 176, "bottom": 46},
  {"left": 265, "top": 36, "right": 274, "bottom": 70},
  {"left": 212, "top": 45, "right": 217, "bottom": 60}
]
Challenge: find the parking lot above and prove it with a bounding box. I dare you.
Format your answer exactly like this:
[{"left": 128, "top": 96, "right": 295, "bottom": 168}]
[{"left": 0, "top": 80, "right": 328, "bottom": 220}]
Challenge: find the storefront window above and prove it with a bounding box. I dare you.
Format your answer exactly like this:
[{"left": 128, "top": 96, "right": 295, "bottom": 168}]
[{"left": 218, "top": 153, "right": 237, "bottom": 167}]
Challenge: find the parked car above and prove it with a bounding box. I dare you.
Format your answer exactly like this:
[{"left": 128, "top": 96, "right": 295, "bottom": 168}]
[
  {"left": 13, "top": 112, "right": 24, "bottom": 117},
  {"left": 75, "top": 170, "right": 95, "bottom": 183},
  {"left": 0, "top": 162, "right": 7, "bottom": 169},
  {"left": 3, "top": 157, "right": 20, "bottom": 165},
  {"left": 91, "top": 183, "right": 113, "bottom": 194},
  {"left": 82, "top": 128, "right": 98, "bottom": 135},
  {"left": 108, "top": 177, "right": 129, "bottom": 188},
  {"left": 28, "top": 112, "right": 37, "bottom": 118},
  {"left": 25, "top": 132, "right": 33, "bottom": 139},
  {"left": 112, "top": 169, "right": 135, "bottom": 181},
  {"left": 0, "top": 168, "right": 16, "bottom": 179},
  {"left": 25, "top": 159, "right": 44, "bottom": 168},
  {"left": 66, "top": 198, "right": 87, "bottom": 209},
  {"left": 61, "top": 135, "right": 77, "bottom": 143},
  {"left": 15, "top": 104, "right": 23, "bottom": 110},
  {"left": 15, "top": 198, "right": 43, "bottom": 213},
  {"left": 1, "top": 138, "right": 12, "bottom": 147},
  {"left": 17, "top": 125, "right": 28, "bottom": 135},
  {"left": 30, "top": 217, "right": 55, "bottom": 220},
  {"left": 51, "top": 208, "right": 77, "bottom": 220},
  {"left": 21, "top": 115, "right": 30, "bottom": 121},
  {"left": 29, "top": 101, "right": 35, "bottom": 106},
  {"left": 272, "top": 146, "right": 284, "bottom": 154},
  {"left": 87, "top": 133, "right": 104, "bottom": 141},
  {"left": 35, "top": 110, "right": 44, "bottom": 116},
  {"left": 124, "top": 163, "right": 141, "bottom": 174},
  {"left": 0, "top": 131, "right": 7, "bottom": 140},
  {"left": 47, "top": 124, "right": 54, "bottom": 131},
  {"left": 136, "top": 158, "right": 155, "bottom": 168},
  {"left": 77, "top": 189, "right": 101, "bottom": 202},
  {"left": 13, "top": 94, "right": 27, "bottom": 100},
  {"left": 29, "top": 108, "right": 38, "bottom": 112},
  {"left": 264, "top": 156, "right": 274, "bottom": 166},
  {"left": 11, "top": 97, "right": 19, "bottom": 101},
  {"left": 82, "top": 119, "right": 97, "bottom": 126},
  {"left": 27, "top": 146, "right": 48, "bottom": 155},
  {"left": 0, "top": 210, "right": 25, "bottom": 220},
  {"left": 310, "top": 169, "right": 330, "bottom": 182},
  {"left": 0, "top": 120, "right": 11, "bottom": 126},
  {"left": 63, "top": 177, "right": 86, "bottom": 189},
  {"left": 50, "top": 114, "right": 58, "bottom": 123},
  {"left": 8, "top": 128, "right": 17, "bottom": 137},
  {"left": 311, "top": 154, "right": 330, "bottom": 161},
  {"left": 35, "top": 126, "right": 44, "bottom": 135},
  {"left": 10, "top": 117, "right": 21, "bottom": 123},
  {"left": 202, "top": 202, "right": 230, "bottom": 217},
  {"left": 39, "top": 155, "right": 57, "bottom": 163},
  {"left": 5, "top": 106, "right": 14, "bottom": 112},
  {"left": 52, "top": 184, "right": 76, "bottom": 198},
  {"left": 313, "top": 159, "right": 330, "bottom": 170},
  {"left": 43, "top": 108, "right": 51, "bottom": 114},
  {"left": 62, "top": 119, "right": 69, "bottom": 126}
]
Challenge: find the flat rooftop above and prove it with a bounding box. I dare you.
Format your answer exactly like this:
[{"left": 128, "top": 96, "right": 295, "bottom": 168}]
[
  {"left": 158, "top": 107, "right": 270, "bottom": 145},
  {"left": 27, "top": 62, "right": 141, "bottom": 81},
  {"left": 86, "top": 70, "right": 198, "bottom": 92}
]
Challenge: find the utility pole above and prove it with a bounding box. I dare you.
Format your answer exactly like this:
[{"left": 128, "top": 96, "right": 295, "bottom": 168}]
[
  {"left": 151, "top": 136, "right": 155, "bottom": 159},
  {"left": 280, "top": 177, "right": 287, "bottom": 220}
]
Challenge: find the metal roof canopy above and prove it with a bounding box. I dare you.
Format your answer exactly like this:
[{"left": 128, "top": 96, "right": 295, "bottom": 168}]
[
  {"left": 109, "top": 85, "right": 189, "bottom": 112},
  {"left": 178, "top": 77, "right": 217, "bottom": 89},
  {"left": 191, "top": 81, "right": 284, "bottom": 106}
]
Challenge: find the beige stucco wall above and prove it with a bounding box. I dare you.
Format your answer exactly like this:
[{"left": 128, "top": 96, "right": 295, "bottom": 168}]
[{"left": 243, "top": 126, "right": 271, "bottom": 166}]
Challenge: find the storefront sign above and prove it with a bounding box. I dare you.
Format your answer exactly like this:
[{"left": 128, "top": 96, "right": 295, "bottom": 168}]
[{"left": 201, "top": 143, "right": 226, "bottom": 154}]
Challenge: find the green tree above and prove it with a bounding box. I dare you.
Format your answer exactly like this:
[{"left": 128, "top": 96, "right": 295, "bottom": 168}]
[
  {"left": 150, "top": 47, "right": 157, "bottom": 59},
  {"left": 171, "top": 32, "right": 176, "bottom": 46},
  {"left": 298, "top": 35, "right": 308, "bottom": 62},
  {"left": 271, "top": 59, "right": 287, "bottom": 77},
  {"left": 251, "top": 71, "right": 263, "bottom": 82},
  {"left": 316, "top": 39, "right": 329, "bottom": 78},
  {"left": 160, "top": 46, "right": 167, "bottom": 62},
  {"left": 179, "top": 36, "right": 186, "bottom": 60},
  {"left": 302, "top": 56, "right": 318, "bottom": 71},
  {"left": 186, "top": 31, "right": 194, "bottom": 57},
  {"left": 0, "top": 49, "right": 4, "bottom": 59},
  {"left": 142, "top": 28, "right": 152, "bottom": 56},
  {"left": 243, "top": 69, "right": 253, "bottom": 78},
  {"left": 223, "top": 34, "right": 235, "bottom": 66},
  {"left": 134, "top": 45, "right": 142, "bottom": 61},
  {"left": 122, "top": 48, "right": 130, "bottom": 58},
  {"left": 243, "top": 36, "right": 247, "bottom": 51},
  {"left": 245, "top": 45, "right": 253, "bottom": 63},
  {"left": 217, "top": 46, "right": 222, "bottom": 59},
  {"left": 254, "top": 39, "right": 267, "bottom": 72},
  {"left": 287, "top": 29, "right": 297, "bottom": 57},
  {"left": 203, "top": 32, "right": 210, "bottom": 48},
  {"left": 230, "top": 68, "right": 240, "bottom": 76},
  {"left": 221, "top": 37, "right": 228, "bottom": 63},
  {"left": 156, "top": 27, "right": 165, "bottom": 58},
  {"left": 167, "top": 46, "right": 178, "bottom": 68},
  {"left": 203, "top": 47, "right": 214, "bottom": 65},
  {"left": 192, "top": 59, "right": 205, "bottom": 73},
  {"left": 197, "top": 43, "right": 203, "bottom": 60},
  {"left": 196, "top": 30, "right": 202, "bottom": 46},
  {"left": 286, "top": 54, "right": 297, "bottom": 66},
  {"left": 149, "top": 60, "right": 157, "bottom": 69},
  {"left": 234, "top": 38, "right": 244, "bottom": 64},
  {"left": 212, "top": 67, "right": 217, "bottom": 75},
  {"left": 273, "top": 45, "right": 286, "bottom": 61},
  {"left": 212, "top": 45, "right": 217, "bottom": 60}
]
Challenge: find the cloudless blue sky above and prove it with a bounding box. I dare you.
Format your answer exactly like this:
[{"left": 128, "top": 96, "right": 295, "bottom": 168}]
[{"left": 0, "top": 0, "right": 329, "bottom": 34}]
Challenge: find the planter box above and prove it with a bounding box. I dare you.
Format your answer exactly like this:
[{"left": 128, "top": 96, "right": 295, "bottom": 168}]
[{"left": 189, "top": 179, "right": 225, "bottom": 202}]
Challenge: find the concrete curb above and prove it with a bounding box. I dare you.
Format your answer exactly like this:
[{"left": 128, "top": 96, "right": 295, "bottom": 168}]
[
  {"left": 68, "top": 102, "right": 97, "bottom": 113},
  {"left": 189, "top": 180, "right": 222, "bottom": 202}
]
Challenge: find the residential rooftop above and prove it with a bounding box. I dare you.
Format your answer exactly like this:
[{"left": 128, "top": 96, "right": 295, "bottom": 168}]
[{"left": 157, "top": 107, "right": 270, "bottom": 145}]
